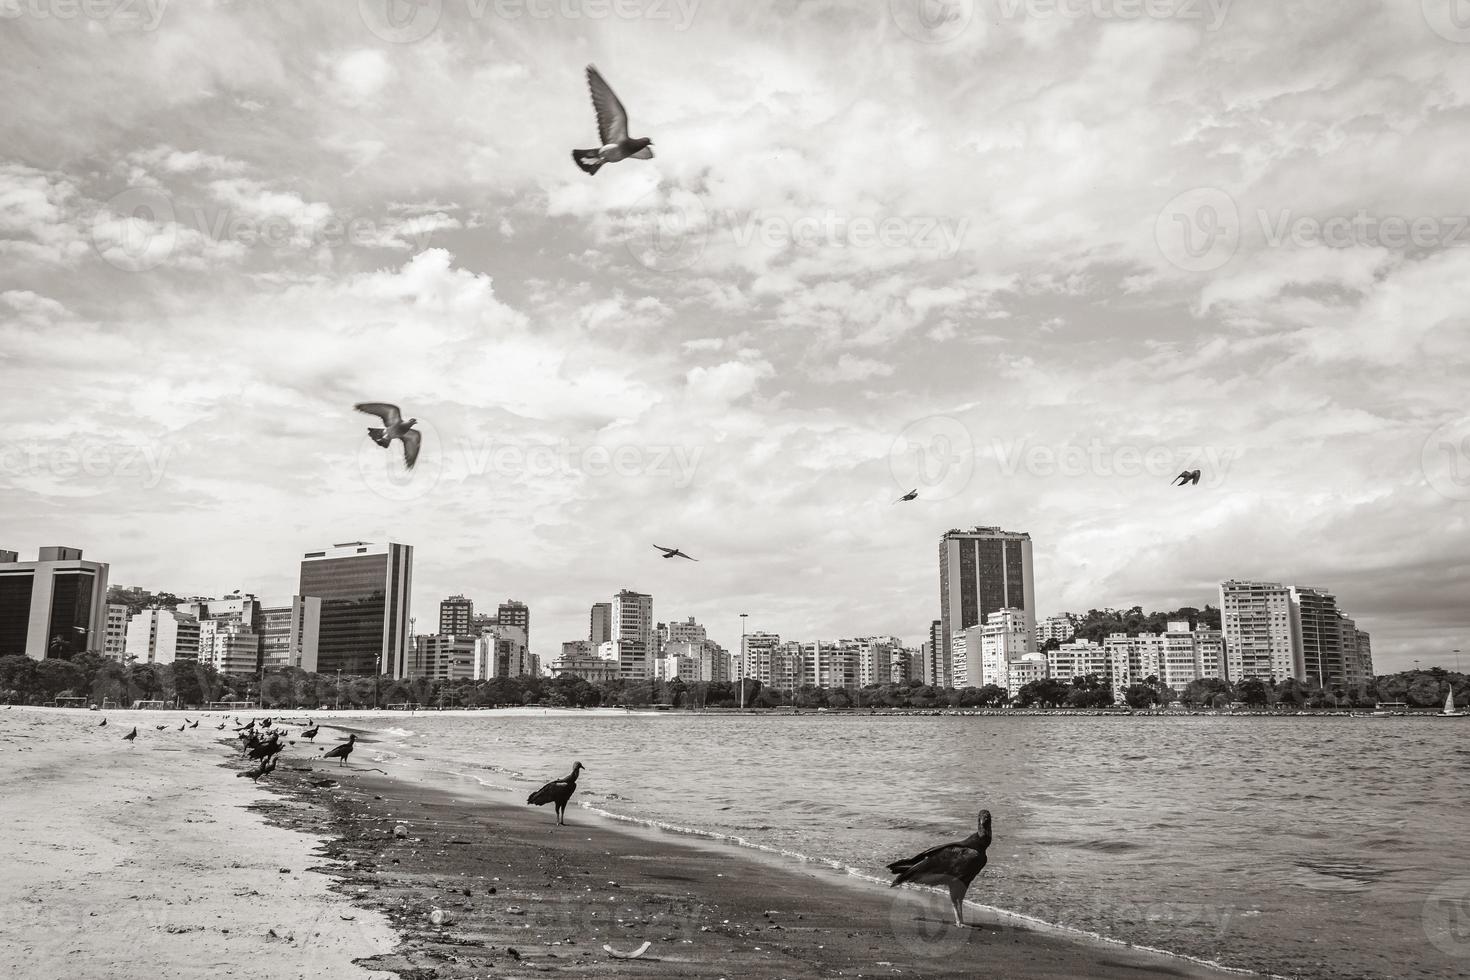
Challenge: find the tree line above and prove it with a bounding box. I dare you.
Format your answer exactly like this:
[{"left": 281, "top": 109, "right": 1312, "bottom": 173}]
[{"left": 3, "top": 651, "right": 1466, "bottom": 714}]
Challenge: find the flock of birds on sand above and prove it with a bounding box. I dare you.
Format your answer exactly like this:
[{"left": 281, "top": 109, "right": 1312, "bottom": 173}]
[{"left": 101, "top": 708, "right": 994, "bottom": 924}]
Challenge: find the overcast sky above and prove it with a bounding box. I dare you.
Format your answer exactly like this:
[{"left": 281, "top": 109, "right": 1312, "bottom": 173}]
[{"left": 2, "top": 0, "right": 1468, "bottom": 672}]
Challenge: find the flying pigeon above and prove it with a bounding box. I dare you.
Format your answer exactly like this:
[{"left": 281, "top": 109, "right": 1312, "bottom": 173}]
[
  {"left": 572, "top": 65, "right": 653, "bottom": 176},
  {"left": 652, "top": 544, "right": 697, "bottom": 561},
  {"left": 1173, "top": 469, "right": 1201, "bottom": 486},
  {"left": 894, "top": 488, "right": 918, "bottom": 504},
  {"left": 355, "top": 402, "right": 422, "bottom": 470}
]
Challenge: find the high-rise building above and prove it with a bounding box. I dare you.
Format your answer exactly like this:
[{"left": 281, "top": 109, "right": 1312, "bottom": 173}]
[
  {"left": 855, "top": 636, "right": 900, "bottom": 687},
  {"left": 589, "top": 602, "right": 612, "bottom": 645},
  {"left": 1105, "top": 633, "right": 1163, "bottom": 701},
  {"left": 259, "top": 596, "right": 321, "bottom": 672},
  {"left": 938, "top": 527, "right": 1035, "bottom": 685},
  {"left": 951, "top": 626, "right": 981, "bottom": 688},
  {"left": 125, "top": 607, "right": 201, "bottom": 665},
  {"left": 104, "top": 603, "right": 129, "bottom": 660},
  {"left": 1291, "top": 587, "right": 1344, "bottom": 688},
  {"left": 1352, "top": 629, "right": 1374, "bottom": 684},
  {"left": 610, "top": 590, "right": 654, "bottom": 679},
  {"left": 667, "top": 617, "right": 707, "bottom": 646},
  {"left": 924, "top": 619, "right": 945, "bottom": 686},
  {"left": 299, "top": 541, "right": 413, "bottom": 677},
  {"left": 497, "top": 600, "right": 529, "bottom": 650},
  {"left": 0, "top": 546, "right": 110, "bottom": 660},
  {"left": 1158, "top": 620, "right": 1203, "bottom": 693},
  {"left": 476, "top": 624, "right": 535, "bottom": 678},
  {"left": 439, "top": 595, "right": 473, "bottom": 635},
  {"left": 1220, "top": 580, "right": 1302, "bottom": 682},
  {"left": 1195, "top": 628, "right": 1226, "bottom": 679},
  {"left": 179, "top": 595, "right": 263, "bottom": 675},
  {"left": 980, "top": 609, "right": 1030, "bottom": 689},
  {"left": 739, "top": 631, "right": 782, "bottom": 685}
]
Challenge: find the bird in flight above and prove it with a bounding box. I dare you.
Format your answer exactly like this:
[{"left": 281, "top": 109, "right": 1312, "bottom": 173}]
[
  {"left": 355, "top": 402, "right": 422, "bottom": 470},
  {"left": 652, "top": 544, "right": 697, "bottom": 561},
  {"left": 1173, "top": 469, "right": 1201, "bottom": 486},
  {"left": 894, "top": 488, "right": 919, "bottom": 504},
  {"left": 887, "top": 808, "right": 993, "bottom": 926},
  {"left": 572, "top": 65, "right": 653, "bottom": 176},
  {"left": 527, "top": 761, "right": 585, "bottom": 826}
]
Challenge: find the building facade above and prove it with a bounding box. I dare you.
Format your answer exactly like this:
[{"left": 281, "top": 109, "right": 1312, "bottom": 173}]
[
  {"left": 259, "top": 596, "right": 322, "bottom": 672},
  {"left": 1220, "top": 580, "right": 1303, "bottom": 682},
  {"left": 610, "top": 590, "right": 654, "bottom": 679},
  {"left": 589, "top": 602, "right": 612, "bottom": 645},
  {"left": 938, "top": 527, "right": 1036, "bottom": 686},
  {"left": 439, "top": 595, "right": 473, "bottom": 635},
  {"left": 0, "top": 546, "right": 111, "bottom": 661},
  {"left": 104, "top": 603, "right": 129, "bottom": 660},
  {"left": 299, "top": 541, "right": 413, "bottom": 677},
  {"left": 124, "top": 607, "right": 201, "bottom": 666},
  {"left": 1047, "top": 639, "right": 1111, "bottom": 683}
]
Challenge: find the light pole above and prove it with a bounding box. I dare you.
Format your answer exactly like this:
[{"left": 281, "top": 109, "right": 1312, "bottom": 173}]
[
  {"left": 739, "top": 613, "right": 749, "bottom": 710},
  {"left": 335, "top": 668, "right": 342, "bottom": 710}
]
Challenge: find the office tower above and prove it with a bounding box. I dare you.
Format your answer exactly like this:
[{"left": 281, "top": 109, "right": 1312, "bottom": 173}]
[
  {"left": 125, "top": 607, "right": 201, "bottom": 665},
  {"left": 589, "top": 602, "right": 612, "bottom": 644},
  {"left": 439, "top": 595, "right": 473, "bottom": 635},
  {"left": 1291, "top": 587, "right": 1345, "bottom": 688},
  {"left": 938, "top": 527, "right": 1035, "bottom": 684},
  {"left": 1220, "top": 580, "right": 1303, "bottom": 682},
  {"left": 497, "top": 600, "right": 529, "bottom": 650},
  {"left": 299, "top": 541, "right": 413, "bottom": 677},
  {"left": 104, "top": 603, "right": 129, "bottom": 659},
  {"left": 0, "top": 546, "right": 110, "bottom": 660},
  {"left": 610, "top": 590, "right": 654, "bottom": 679},
  {"left": 259, "top": 596, "right": 322, "bottom": 672}
]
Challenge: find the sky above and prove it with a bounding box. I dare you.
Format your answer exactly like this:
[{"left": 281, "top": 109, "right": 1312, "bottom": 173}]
[{"left": 2, "top": 0, "right": 1469, "bottom": 672}]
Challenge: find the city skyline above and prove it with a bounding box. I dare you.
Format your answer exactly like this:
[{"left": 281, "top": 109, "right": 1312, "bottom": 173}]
[{"left": 4, "top": 532, "right": 1444, "bottom": 674}]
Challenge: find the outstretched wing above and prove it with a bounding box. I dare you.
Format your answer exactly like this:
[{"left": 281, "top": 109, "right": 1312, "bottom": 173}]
[
  {"left": 586, "top": 65, "right": 629, "bottom": 144},
  {"left": 652, "top": 544, "right": 674, "bottom": 554},
  {"left": 675, "top": 550, "right": 698, "bottom": 561},
  {"left": 400, "top": 428, "right": 422, "bottom": 469},
  {"left": 355, "top": 402, "right": 402, "bottom": 426}
]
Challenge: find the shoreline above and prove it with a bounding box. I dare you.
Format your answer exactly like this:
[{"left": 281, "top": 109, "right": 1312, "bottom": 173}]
[{"left": 258, "top": 722, "right": 1256, "bottom": 980}]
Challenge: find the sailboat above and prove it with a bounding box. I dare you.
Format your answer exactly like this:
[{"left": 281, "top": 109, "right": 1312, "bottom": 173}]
[{"left": 1442, "top": 688, "right": 1466, "bottom": 718}]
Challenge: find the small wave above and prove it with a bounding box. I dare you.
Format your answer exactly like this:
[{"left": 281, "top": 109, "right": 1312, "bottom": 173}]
[
  {"left": 574, "top": 801, "right": 1273, "bottom": 979},
  {"left": 380, "top": 727, "right": 415, "bottom": 738}
]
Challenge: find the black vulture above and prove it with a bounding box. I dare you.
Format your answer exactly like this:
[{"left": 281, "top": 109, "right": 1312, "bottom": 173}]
[
  {"left": 238, "top": 756, "right": 277, "bottom": 783},
  {"left": 122, "top": 726, "right": 137, "bottom": 742},
  {"left": 322, "top": 733, "right": 357, "bottom": 767},
  {"left": 887, "top": 809, "right": 993, "bottom": 926},
  {"left": 526, "top": 761, "right": 585, "bottom": 825},
  {"left": 300, "top": 725, "right": 320, "bottom": 741}
]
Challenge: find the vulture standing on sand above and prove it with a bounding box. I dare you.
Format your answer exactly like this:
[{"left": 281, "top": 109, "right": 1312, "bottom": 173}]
[
  {"left": 300, "top": 725, "right": 319, "bottom": 742},
  {"left": 122, "top": 726, "right": 137, "bottom": 742},
  {"left": 887, "top": 809, "right": 993, "bottom": 926},
  {"left": 322, "top": 733, "right": 357, "bottom": 767},
  {"left": 238, "top": 756, "right": 277, "bottom": 783},
  {"left": 526, "top": 761, "right": 585, "bottom": 825}
]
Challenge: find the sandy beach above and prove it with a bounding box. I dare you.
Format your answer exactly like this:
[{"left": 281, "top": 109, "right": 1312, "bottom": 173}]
[{"left": 0, "top": 705, "right": 1263, "bottom": 980}]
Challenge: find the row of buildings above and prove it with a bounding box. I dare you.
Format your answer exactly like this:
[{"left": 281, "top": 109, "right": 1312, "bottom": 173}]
[{"left": 0, "top": 531, "right": 1378, "bottom": 696}]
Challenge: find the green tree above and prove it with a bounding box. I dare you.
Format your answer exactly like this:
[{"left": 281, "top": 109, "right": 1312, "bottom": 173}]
[
  {"left": 1235, "top": 678, "right": 1271, "bottom": 707},
  {"left": 1181, "top": 677, "right": 1232, "bottom": 707},
  {"left": 1124, "top": 683, "right": 1160, "bottom": 709}
]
